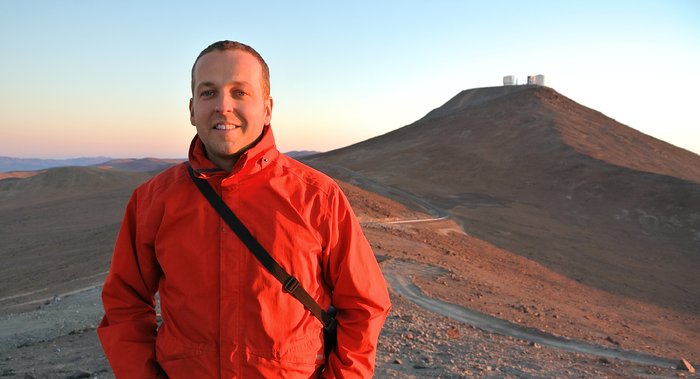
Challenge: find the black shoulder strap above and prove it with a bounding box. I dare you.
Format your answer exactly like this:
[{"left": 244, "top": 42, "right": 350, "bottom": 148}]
[{"left": 186, "top": 164, "right": 336, "bottom": 330}]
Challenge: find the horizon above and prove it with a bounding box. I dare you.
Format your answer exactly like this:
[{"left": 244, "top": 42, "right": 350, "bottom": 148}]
[
  {"left": 1, "top": 1, "right": 699, "bottom": 158},
  {"left": 5, "top": 83, "right": 700, "bottom": 161}
]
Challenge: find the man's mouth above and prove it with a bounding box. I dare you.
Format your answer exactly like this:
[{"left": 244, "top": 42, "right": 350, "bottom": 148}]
[{"left": 213, "top": 123, "right": 238, "bottom": 130}]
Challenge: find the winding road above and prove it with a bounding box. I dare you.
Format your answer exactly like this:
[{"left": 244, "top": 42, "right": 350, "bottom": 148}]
[
  {"left": 383, "top": 259, "right": 680, "bottom": 369},
  {"left": 315, "top": 162, "right": 689, "bottom": 370}
]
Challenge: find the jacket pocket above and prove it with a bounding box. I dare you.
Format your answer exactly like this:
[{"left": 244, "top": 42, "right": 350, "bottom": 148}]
[
  {"left": 247, "top": 329, "right": 325, "bottom": 365},
  {"left": 155, "top": 331, "right": 216, "bottom": 377},
  {"left": 246, "top": 332, "right": 324, "bottom": 378}
]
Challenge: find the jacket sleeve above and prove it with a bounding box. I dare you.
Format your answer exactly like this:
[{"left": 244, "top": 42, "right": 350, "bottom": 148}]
[
  {"left": 321, "top": 187, "right": 391, "bottom": 378},
  {"left": 97, "top": 190, "right": 164, "bottom": 378}
]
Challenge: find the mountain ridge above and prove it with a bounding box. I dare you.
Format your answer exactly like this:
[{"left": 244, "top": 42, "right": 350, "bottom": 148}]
[
  {"left": 0, "top": 156, "right": 111, "bottom": 172},
  {"left": 94, "top": 158, "right": 182, "bottom": 172},
  {"left": 304, "top": 85, "right": 700, "bottom": 314},
  {"left": 318, "top": 86, "right": 700, "bottom": 184}
]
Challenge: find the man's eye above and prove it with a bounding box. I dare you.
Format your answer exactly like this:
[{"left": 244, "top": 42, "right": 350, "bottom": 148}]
[
  {"left": 233, "top": 90, "right": 246, "bottom": 97},
  {"left": 200, "top": 90, "right": 215, "bottom": 97}
]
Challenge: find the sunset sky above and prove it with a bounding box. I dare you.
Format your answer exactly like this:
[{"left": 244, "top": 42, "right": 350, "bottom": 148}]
[{"left": 1, "top": 1, "right": 698, "bottom": 158}]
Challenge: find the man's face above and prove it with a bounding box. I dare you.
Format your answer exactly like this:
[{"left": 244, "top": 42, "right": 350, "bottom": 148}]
[{"left": 189, "top": 49, "right": 272, "bottom": 167}]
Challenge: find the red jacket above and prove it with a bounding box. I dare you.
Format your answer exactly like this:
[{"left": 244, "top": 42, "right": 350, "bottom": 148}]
[{"left": 98, "top": 126, "right": 391, "bottom": 378}]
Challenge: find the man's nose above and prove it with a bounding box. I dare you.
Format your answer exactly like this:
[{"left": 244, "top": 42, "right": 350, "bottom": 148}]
[{"left": 214, "top": 94, "right": 234, "bottom": 113}]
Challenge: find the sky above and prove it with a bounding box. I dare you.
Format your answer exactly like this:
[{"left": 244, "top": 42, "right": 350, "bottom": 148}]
[{"left": 0, "top": 1, "right": 699, "bottom": 159}]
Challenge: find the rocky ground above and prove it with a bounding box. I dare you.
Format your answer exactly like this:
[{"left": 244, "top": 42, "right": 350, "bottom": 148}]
[
  {"left": 0, "top": 181, "right": 697, "bottom": 378},
  {"left": 0, "top": 281, "right": 691, "bottom": 379},
  {"left": 376, "top": 290, "right": 687, "bottom": 379}
]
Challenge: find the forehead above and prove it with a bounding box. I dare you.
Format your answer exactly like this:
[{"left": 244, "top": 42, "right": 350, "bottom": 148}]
[{"left": 193, "top": 49, "right": 263, "bottom": 87}]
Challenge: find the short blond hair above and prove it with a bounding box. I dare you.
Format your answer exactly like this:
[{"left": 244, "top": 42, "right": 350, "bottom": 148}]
[{"left": 191, "top": 40, "right": 270, "bottom": 97}]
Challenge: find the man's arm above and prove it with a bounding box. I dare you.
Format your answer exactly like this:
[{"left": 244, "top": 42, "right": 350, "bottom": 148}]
[
  {"left": 97, "top": 191, "right": 164, "bottom": 378},
  {"left": 322, "top": 187, "right": 392, "bottom": 378}
]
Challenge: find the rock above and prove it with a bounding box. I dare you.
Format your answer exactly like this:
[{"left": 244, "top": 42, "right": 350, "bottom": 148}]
[
  {"left": 678, "top": 358, "right": 695, "bottom": 373},
  {"left": 512, "top": 304, "right": 529, "bottom": 313},
  {"left": 66, "top": 370, "right": 92, "bottom": 379},
  {"left": 393, "top": 358, "right": 403, "bottom": 365},
  {"left": 605, "top": 336, "right": 620, "bottom": 345},
  {"left": 529, "top": 341, "right": 541, "bottom": 348},
  {"left": 446, "top": 326, "right": 460, "bottom": 339}
]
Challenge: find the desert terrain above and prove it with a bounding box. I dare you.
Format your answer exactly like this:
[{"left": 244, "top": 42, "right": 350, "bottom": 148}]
[
  {"left": 0, "top": 177, "right": 695, "bottom": 378},
  {"left": 1, "top": 86, "right": 699, "bottom": 378}
]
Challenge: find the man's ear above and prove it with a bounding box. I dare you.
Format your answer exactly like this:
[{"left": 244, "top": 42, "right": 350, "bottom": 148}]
[
  {"left": 189, "top": 98, "right": 195, "bottom": 126},
  {"left": 264, "top": 96, "right": 273, "bottom": 125}
]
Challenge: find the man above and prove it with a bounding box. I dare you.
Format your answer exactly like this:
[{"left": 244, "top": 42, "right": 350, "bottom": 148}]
[{"left": 98, "top": 40, "right": 391, "bottom": 378}]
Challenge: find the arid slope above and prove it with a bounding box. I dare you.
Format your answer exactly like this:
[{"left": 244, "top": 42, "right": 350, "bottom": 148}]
[
  {"left": 0, "top": 167, "right": 154, "bottom": 313},
  {"left": 304, "top": 86, "right": 700, "bottom": 315}
]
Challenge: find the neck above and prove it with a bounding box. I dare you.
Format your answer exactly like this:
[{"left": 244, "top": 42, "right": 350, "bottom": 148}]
[
  {"left": 208, "top": 152, "right": 241, "bottom": 173},
  {"left": 206, "top": 129, "right": 266, "bottom": 172}
]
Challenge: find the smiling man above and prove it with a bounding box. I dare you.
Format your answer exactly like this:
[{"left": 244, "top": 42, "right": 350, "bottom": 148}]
[
  {"left": 97, "top": 41, "right": 391, "bottom": 378},
  {"left": 189, "top": 45, "right": 272, "bottom": 171}
]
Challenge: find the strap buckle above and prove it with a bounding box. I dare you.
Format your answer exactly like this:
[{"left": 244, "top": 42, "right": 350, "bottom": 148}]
[
  {"left": 283, "top": 276, "right": 300, "bottom": 293},
  {"left": 323, "top": 315, "right": 338, "bottom": 332}
]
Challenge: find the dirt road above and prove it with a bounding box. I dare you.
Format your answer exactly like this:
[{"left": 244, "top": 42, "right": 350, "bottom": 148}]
[{"left": 383, "top": 259, "right": 684, "bottom": 369}]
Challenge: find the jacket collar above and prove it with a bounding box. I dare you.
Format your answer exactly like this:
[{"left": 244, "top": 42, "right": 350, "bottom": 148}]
[{"left": 188, "top": 124, "right": 279, "bottom": 180}]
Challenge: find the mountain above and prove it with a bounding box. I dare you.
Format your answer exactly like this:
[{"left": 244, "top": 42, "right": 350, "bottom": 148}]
[
  {"left": 304, "top": 85, "right": 700, "bottom": 314},
  {"left": 0, "top": 156, "right": 111, "bottom": 172},
  {"left": 285, "top": 150, "right": 321, "bottom": 158},
  {"left": 94, "top": 158, "right": 182, "bottom": 172}
]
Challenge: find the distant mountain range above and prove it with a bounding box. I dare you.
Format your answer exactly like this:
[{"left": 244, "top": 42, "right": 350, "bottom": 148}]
[
  {"left": 0, "top": 156, "right": 112, "bottom": 172},
  {"left": 95, "top": 158, "right": 183, "bottom": 172},
  {"left": 1, "top": 151, "right": 321, "bottom": 172}
]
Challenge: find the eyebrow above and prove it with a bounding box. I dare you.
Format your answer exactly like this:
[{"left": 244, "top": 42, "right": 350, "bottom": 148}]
[
  {"left": 195, "top": 80, "right": 252, "bottom": 90},
  {"left": 196, "top": 81, "right": 215, "bottom": 89}
]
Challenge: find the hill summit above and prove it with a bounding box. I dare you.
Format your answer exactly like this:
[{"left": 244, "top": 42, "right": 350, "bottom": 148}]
[
  {"left": 305, "top": 85, "right": 700, "bottom": 314},
  {"left": 317, "top": 85, "right": 700, "bottom": 184}
]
